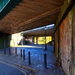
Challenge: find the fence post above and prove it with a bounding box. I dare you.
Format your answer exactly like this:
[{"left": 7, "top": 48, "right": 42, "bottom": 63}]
[
  {"left": 44, "top": 53, "right": 47, "bottom": 69},
  {"left": 23, "top": 50, "right": 25, "bottom": 60},
  {"left": 28, "top": 52, "right": 31, "bottom": 65},
  {"left": 20, "top": 49, "right": 22, "bottom": 57}
]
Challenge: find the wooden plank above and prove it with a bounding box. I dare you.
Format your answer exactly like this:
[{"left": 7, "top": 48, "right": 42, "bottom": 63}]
[
  {"left": 17, "top": 3, "right": 57, "bottom": 12},
  {"left": 22, "top": 0, "right": 62, "bottom": 6},
  {"left": 12, "top": 9, "right": 40, "bottom": 14},
  {"left": 0, "top": 12, "right": 58, "bottom": 34},
  {"left": 0, "top": 0, "right": 64, "bottom": 34},
  {"left": 7, "top": 11, "right": 39, "bottom": 17},
  {"left": 13, "top": 6, "right": 43, "bottom": 13},
  {"left": 17, "top": 6, "right": 62, "bottom": 28}
]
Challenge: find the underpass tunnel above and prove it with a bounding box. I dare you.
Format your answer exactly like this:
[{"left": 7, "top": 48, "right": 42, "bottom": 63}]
[{"left": 0, "top": 0, "right": 75, "bottom": 75}]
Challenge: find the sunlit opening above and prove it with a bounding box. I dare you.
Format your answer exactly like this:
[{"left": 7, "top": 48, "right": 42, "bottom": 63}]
[
  {"left": 10, "top": 24, "right": 54, "bottom": 47},
  {"left": 34, "top": 36, "right": 52, "bottom": 44}
]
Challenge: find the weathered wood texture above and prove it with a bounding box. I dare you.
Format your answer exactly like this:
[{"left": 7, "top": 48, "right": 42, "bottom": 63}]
[{"left": 0, "top": 0, "right": 64, "bottom": 34}]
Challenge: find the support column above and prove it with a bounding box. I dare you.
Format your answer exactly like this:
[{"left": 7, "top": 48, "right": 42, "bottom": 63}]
[{"left": 32, "top": 35, "right": 34, "bottom": 45}]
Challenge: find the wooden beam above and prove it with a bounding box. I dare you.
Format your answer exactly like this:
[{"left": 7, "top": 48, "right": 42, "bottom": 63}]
[
  {"left": 17, "top": 6, "right": 62, "bottom": 28},
  {"left": 0, "top": 0, "right": 64, "bottom": 34},
  {"left": 1, "top": 14, "right": 57, "bottom": 34},
  {"left": 18, "top": 3, "right": 42, "bottom": 9},
  {"left": 17, "top": 4, "right": 57, "bottom": 12},
  {"left": 3, "top": 7, "right": 59, "bottom": 33},
  {"left": 22, "top": 0, "right": 62, "bottom": 6},
  {"left": 8, "top": 11, "right": 38, "bottom": 17},
  {"left": 43, "top": 0, "right": 64, "bottom": 4},
  {"left": 15, "top": 6, "right": 43, "bottom": 12},
  {"left": 12, "top": 9, "right": 40, "bottom": 14},
  {"left": 18, "top": 3, "right": 56, "bottom": 10},
  {"left": 13, "top": 6, "right": 42, "bottom": 13}
]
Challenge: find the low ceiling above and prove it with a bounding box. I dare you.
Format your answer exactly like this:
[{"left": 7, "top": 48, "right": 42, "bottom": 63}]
[
  {"left": 23, "top": 28, "right": 54, "bottom": 37},
  {"left": 0, "top": 0, "right": 64, "bottom": 34}
]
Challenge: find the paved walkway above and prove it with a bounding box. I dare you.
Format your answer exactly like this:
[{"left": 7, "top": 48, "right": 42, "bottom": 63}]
[
  {"left": 0, "top": 45, "right": 65, "bottom": 75},
  {"left": 0, "top": 62, "right": 25, "bottom": 75}
]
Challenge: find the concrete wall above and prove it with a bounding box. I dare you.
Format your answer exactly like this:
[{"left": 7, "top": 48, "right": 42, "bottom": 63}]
[
  {"left": 0, "top": 34, "right": 11, "bottom": 49},
  {"left": 54, "top": 0, "right": 75, "bottom": 75}
]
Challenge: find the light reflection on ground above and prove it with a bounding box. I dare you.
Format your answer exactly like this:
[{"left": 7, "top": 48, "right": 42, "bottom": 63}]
[
  {"left": 0, "top": 45, "right": 65, "bottom": 75},
  {"left": 12, "top": 45, "right": 45, "bottom": 48}
]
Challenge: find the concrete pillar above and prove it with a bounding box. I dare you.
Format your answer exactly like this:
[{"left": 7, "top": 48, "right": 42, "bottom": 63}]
[
  {"left": 36, "top": 37, "right": 38, "bottom": 44},
  {"left": 32, "top": 35, "right": 34, "bottom": 45}
]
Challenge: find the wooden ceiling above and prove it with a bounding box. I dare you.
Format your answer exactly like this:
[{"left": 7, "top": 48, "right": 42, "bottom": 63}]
[{"left": 0, "top": 0, "right": 64, "bottom": 34}]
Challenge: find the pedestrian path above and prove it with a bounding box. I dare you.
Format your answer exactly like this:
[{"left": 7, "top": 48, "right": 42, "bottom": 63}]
[
  {"left": 0, "top": 61, "right": 25, "bottom": 75},
  {"left": 0, "top": 45, "right": 65, "bottom": 75}
]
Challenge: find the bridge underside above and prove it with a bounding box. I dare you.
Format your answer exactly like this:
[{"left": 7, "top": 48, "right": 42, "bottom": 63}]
[
  {"left": 0, "top": 0, "right": 64, "bottom": 34},
  {"left": 0, "top": 0, "right": 75, "bottom": 75}
]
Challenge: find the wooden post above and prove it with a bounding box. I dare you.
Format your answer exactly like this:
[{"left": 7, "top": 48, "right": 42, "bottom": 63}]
[
  {"left": 28, "top": 52, "right": 31, "bottom": 65},
  {"left": 44, "top": 53, "right": 47, "bottom": 69},
  {"left": 20, "top": 49, "right": 22, "bottom": 57},
  {"left": 23, "top": 50, "right": 25, "bottom": 60}
]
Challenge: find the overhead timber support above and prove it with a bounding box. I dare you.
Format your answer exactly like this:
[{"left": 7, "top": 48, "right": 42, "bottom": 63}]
[{"left": 0, "top": 0, "right": 64, "bottom": 34}]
